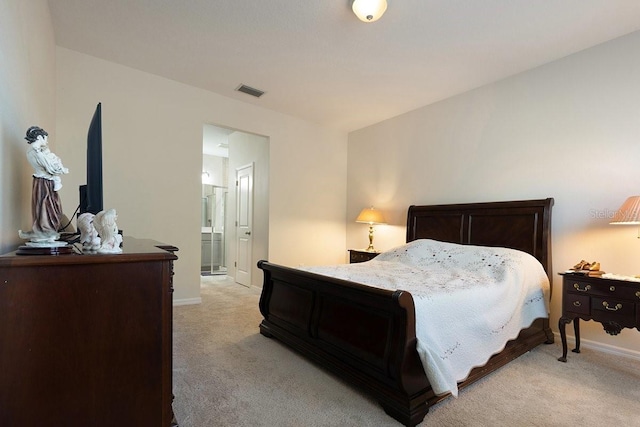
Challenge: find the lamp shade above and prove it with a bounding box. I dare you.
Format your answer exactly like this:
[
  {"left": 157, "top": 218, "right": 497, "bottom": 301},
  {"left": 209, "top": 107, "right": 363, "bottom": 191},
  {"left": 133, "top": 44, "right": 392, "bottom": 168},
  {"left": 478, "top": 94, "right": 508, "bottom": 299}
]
[
  {"left": 352, "top": 0, "right": 387, "bottom": 22},
  {"left": 610, "top": 196, "right": 640, "bottom": 224},
  {"left": 356, "top": 207, "right": 386, "bottom": 224}
]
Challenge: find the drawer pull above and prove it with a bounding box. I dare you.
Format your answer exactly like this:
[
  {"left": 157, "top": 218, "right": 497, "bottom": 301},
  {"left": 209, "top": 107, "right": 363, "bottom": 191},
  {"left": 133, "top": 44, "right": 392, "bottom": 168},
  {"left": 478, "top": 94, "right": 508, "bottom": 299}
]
[
  {"left": 573, "top": 283, "right": 591, "bottom": 292},
  {"left": 609, "top": 286, "right": 615, "bottom": 292},
  {"left": 573, "top": 301, "right": 581, "bottom": 307},
  {"left": 602, "top": 301, "right": 623, "bottom": 311},
  {"left": 636, "top": 291, "right": 640, "bottom": 299}
]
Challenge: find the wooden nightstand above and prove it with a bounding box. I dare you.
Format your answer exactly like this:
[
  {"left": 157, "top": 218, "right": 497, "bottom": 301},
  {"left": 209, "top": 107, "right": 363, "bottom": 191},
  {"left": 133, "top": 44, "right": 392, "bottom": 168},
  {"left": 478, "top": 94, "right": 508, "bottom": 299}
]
[
  {"left": 558, "top": 273, "right": 640, "bottom": 362},
  {"left": 348, "top": 249, "right": 379, "bottom": 263}
]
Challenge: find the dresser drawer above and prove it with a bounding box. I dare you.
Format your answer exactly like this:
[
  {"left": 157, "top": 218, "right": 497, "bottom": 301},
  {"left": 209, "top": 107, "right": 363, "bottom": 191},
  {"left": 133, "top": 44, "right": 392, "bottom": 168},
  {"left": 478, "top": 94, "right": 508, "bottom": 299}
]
[{"left": 563, "top": 294, "right": 590, "bottom": 315}]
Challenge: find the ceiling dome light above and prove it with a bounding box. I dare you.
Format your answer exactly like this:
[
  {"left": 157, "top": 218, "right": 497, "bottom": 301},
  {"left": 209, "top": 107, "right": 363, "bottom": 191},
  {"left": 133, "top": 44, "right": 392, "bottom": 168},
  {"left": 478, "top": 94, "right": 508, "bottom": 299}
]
[{"left": 352, "top": 0, "right": 387, "bottom": 23}]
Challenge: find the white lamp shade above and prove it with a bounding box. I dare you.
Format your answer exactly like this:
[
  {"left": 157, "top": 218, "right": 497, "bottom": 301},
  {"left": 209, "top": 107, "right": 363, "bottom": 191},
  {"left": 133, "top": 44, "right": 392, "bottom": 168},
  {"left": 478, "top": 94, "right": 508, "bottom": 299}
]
[
  {"left": 352, "top": 0, "right": 387, "bottom": 22},
  {"left": 610, "top": 196, "right": 640, "bottom": 224},
  {"left": 356, "top": 207, "right": 386, "bottom": 224}
]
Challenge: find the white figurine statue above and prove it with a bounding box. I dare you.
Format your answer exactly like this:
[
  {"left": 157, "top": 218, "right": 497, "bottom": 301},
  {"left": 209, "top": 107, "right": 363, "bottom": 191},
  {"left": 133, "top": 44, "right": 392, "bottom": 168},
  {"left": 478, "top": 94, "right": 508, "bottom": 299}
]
[
  {"left": 94, "top": 209, "right": 123, "bottom": 253},
  {"left": 18, "top": 126, "right": 70, "bottom": 246},
  {"left": 77, "top": 212, "right": 101, "bottom": 252}
]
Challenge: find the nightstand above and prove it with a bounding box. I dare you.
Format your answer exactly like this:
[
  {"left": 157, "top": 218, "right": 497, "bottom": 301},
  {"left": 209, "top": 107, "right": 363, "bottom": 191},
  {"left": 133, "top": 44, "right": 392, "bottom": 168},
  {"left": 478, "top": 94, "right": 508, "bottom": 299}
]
[
  {"left": 348, "top": 249, "right": 379, "bottom": 263},
  {"left": 557, "top": 273, "right": 640, "bottom": 362}
]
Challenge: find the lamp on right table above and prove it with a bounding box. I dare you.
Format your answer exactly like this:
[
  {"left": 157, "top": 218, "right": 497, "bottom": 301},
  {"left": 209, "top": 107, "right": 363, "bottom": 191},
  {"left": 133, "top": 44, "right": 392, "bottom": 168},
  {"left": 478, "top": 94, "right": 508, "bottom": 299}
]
[
  {"left": 356, "top": 207, "right": 386, "bottom": 252},
  {"left": 610, "top": 196, "right": 640, "bottom": 237}
]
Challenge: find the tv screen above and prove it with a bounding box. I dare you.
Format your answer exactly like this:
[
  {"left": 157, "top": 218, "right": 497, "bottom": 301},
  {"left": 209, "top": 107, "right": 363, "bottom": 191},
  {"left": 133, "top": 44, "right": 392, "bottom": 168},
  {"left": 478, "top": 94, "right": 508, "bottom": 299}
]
[{"left": 79, "top": 102, "right": 103, "bottom": 215}]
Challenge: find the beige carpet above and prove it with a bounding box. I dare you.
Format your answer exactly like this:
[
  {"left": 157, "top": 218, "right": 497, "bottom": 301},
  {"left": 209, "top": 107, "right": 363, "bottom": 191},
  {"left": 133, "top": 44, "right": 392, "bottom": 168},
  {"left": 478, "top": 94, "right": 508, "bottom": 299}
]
[{"left": 173, "top": 276, "right": 640, "bottom": 426}]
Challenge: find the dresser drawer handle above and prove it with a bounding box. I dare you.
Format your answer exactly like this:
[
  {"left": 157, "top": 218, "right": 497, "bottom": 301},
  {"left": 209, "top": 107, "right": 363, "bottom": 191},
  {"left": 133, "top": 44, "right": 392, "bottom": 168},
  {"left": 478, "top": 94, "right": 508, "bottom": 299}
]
[
  {"left": 573, "top": 283, "right": 591, "bottom": 292},
  {"left": 609, "top": 286, "right": 615, "bottom": 291},
  {"left": 572, "top": 301, "right": 581, "bottom": 307},
  {"left": 602, "top": 301, "right": 622, "bottom": 311},
  {"left": 636, "top": 291, "right": 640, "bottom": 299}
]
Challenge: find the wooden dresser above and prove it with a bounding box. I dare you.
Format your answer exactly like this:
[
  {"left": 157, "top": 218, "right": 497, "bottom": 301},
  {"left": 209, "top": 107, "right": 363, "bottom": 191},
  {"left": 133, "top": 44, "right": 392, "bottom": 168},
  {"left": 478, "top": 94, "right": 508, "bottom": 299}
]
[{"left": 0, "top": 237, "right": 178, "bottom": 426}]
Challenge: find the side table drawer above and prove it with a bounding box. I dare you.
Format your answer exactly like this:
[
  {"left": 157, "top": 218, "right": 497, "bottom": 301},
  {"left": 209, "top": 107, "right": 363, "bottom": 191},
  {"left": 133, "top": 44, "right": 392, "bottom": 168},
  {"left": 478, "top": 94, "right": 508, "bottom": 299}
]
[
  {"left": 349, "top": 250, "right": 379, "bottom": 263},
  {"left": 592, "top": 297, "right": 634, "bottom": 317},
  {"left": 563, "top": 294, "right": 590, "bottom": 315}
]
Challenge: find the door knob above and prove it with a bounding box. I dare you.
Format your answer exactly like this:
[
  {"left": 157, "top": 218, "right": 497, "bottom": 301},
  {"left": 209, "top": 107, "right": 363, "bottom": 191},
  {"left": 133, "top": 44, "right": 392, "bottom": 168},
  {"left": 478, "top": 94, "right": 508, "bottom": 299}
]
[{"left": 245, "top": 231, "right": 251, "bottom": 235}]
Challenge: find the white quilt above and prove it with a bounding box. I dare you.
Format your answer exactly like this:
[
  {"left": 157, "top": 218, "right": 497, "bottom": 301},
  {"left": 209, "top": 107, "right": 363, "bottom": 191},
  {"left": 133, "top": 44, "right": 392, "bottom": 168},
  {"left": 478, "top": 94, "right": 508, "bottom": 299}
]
[{"left": 301, "top": 239, "right": 550, "bottom": 397}]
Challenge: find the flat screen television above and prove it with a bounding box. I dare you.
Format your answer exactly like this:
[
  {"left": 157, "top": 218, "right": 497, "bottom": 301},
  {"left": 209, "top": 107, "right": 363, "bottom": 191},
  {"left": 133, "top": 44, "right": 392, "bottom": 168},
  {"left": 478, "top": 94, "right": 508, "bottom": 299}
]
[{"left": 79, "top": 102, "right": 103, "bottom": 215}]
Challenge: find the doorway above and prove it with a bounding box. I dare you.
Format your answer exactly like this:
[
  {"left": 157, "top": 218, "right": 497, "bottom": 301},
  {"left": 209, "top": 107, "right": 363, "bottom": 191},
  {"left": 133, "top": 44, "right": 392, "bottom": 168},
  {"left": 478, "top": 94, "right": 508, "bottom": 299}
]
[{"left": 202, "top": 124, "right": 269, "bottom": 287}]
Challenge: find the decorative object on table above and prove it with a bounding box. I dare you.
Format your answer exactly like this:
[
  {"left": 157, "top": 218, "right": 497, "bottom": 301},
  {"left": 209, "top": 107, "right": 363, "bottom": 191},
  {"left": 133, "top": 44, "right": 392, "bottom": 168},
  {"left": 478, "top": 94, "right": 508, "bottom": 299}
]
[
  {"left": 609, "top": 195, "right": 640, "bottom": 237},
  {"left": 355, "top": 206, "right": 386, "bottom": 252},
  {"left": 352, "top": 0, "right": 387, "bottom": 22},
  {"left": 94, "top": 209, "right": 123, "bottom": 253},
  {"left": 17, "top": 126, "right": 71, "bottom": 252},
  {"left": 568, "top": 259, "right": 604, "bottom": 276},
  {"left": 77, "top": 212, "right": 101, "bottom": 252}
]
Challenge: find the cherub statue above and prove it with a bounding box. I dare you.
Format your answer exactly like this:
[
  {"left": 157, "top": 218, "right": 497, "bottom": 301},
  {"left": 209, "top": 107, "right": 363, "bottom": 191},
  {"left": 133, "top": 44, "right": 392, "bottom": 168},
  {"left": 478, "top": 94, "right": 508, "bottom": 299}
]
[
  {"left": 18, "top": 126, "right": 70, "bottom": 245},
  {"left": 94, "top": 209, "right": 123, "bottom": 253},
  {"left": 77, "top": 212, "right": 101, "bottom": 252}
]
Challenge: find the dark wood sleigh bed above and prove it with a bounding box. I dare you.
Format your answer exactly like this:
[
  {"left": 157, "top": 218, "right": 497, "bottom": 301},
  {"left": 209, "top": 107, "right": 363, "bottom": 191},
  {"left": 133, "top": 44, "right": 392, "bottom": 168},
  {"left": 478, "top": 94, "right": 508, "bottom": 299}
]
[{"left": 258, "top": 198, "right": 554, "bottom": 426}]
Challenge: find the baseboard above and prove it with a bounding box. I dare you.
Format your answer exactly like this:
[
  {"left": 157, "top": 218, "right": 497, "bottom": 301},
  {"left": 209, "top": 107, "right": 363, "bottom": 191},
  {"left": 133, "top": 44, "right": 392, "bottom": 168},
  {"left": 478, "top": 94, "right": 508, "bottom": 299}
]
[
  {"left": 553, "top": 332, "right": 640, "bottom": 361},
  {"left": 173, "top": 297, "right": 202, "bottom": 306}
]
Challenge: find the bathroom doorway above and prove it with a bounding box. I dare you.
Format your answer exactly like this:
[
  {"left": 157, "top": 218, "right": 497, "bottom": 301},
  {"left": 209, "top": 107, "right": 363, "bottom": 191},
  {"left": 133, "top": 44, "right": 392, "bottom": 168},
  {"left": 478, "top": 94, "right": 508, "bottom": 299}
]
[
  {"left": 201, "top": 125, "right": 232, "bottom": 276},
  {"left": 202, "top": 123, "right": 269, "bottom": 286}
]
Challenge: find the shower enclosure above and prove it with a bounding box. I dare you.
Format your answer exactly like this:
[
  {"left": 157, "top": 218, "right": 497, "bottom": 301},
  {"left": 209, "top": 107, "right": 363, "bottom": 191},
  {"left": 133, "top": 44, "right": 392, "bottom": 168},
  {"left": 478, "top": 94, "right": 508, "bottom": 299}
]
[{"left": 201, "top": 184, "right": 227, "bottom": 275}]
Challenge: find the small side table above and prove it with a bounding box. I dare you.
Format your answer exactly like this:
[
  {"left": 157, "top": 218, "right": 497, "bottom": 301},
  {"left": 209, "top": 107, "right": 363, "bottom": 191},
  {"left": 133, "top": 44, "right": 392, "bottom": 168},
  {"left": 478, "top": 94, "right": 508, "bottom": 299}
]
[
  {"left": 348, "top": 249, "right": 379, "bottom": 263},
  {"left": 557, "top": 272, "right": 640, "bottom": 362}
]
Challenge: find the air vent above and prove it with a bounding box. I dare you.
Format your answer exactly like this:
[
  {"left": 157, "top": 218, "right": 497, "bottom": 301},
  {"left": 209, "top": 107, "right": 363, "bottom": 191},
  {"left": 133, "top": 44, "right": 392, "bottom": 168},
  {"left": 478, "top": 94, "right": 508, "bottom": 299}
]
[{"left": 236, "top": 84, "right": 265, "bottom": 98}]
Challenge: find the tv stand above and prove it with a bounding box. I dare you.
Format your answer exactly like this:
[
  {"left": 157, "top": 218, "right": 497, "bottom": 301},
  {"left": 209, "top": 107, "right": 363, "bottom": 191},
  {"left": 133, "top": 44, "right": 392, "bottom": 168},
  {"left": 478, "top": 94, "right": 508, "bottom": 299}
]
[{"left": 0, "top": 237, "right": 178, "bottom": 426}]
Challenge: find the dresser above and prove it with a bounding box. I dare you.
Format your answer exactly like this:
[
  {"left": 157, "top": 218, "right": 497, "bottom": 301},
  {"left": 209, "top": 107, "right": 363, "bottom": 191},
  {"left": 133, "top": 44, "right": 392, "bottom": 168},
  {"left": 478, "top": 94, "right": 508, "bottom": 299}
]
[
  {"left": 348, "top": 249, "right": 380, "bottom": 263},
  {"left": 0, "top": 237, "right": 178, "bottom": 426},
  {"left": 558, "top": 273, "right": 640, "bottom": 362}
]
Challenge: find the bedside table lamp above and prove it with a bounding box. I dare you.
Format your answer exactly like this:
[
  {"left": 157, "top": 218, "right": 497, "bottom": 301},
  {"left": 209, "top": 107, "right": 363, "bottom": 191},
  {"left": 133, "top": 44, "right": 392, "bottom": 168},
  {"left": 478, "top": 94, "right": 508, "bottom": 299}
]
[
  {"left": 356, "top": 207, "right": 386, "bottom": 252},
  {"left": 610, "top": 196, "right": 640, "bottom": 237}
]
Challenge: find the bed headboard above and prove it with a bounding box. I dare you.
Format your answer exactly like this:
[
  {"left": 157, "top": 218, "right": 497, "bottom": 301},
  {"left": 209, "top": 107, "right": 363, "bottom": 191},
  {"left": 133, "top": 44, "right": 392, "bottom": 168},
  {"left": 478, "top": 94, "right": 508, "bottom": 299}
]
[{"left": 406, "top": 198, "right": 553, "bottom": 276}]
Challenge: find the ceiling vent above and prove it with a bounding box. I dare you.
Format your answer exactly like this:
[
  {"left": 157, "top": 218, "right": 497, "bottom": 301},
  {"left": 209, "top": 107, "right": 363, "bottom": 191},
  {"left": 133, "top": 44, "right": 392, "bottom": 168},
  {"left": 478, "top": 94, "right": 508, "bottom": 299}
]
[{"left": 236, "top": 84, "right": 265, "bottom": 98}]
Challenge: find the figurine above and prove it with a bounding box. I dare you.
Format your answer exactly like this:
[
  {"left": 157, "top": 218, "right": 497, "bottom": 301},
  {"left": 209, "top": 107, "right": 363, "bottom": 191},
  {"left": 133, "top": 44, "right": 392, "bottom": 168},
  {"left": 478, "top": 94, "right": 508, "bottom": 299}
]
[
  {"left": 77, "top": 212, "right": 101, "bottom": 252},
  {"left": 18, "top": 126, "right": 69, "bottom": 246},
  {"left": 94, "top": 209, "right": 123, "bottom": 253}
]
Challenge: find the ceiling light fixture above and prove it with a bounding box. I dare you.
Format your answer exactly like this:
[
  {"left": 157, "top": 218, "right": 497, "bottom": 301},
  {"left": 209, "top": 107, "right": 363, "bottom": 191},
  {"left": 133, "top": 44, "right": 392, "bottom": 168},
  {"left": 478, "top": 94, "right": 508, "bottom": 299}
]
[{"left": 352, "top": 0, "right": 387, "bottom": 23}]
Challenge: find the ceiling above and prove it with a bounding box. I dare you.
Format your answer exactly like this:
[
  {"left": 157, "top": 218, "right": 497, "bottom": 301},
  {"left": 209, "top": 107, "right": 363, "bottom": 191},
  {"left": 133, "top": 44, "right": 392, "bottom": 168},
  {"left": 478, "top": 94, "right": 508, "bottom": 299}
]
[{"left": 48, "top": 1, "right": 640, "bottom": 132}]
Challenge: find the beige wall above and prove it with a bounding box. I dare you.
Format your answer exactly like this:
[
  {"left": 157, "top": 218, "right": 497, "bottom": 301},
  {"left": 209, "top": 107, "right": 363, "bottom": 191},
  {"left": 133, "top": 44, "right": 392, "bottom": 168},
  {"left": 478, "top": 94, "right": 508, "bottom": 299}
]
[
  {"left": 347, "top": 31, "right": 640, "bottom": 358},
  {"left": 0, "top": 0, "right": 56, "bottom": 254},
  {"left": 55, "top": 47, "right": 348, "bottom": 302}
]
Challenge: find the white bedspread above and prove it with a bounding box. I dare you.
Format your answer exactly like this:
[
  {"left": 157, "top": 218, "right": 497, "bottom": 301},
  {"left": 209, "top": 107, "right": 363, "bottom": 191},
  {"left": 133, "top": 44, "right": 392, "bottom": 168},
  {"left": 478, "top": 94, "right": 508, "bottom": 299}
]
[{"left": 301, "top": 239, "right": 550, "bottom": 397}]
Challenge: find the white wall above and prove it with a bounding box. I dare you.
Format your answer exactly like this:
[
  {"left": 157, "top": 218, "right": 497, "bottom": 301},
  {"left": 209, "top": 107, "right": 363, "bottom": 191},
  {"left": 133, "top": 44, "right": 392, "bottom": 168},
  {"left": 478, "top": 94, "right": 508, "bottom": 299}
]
[
  {"left": 0, "top": 0, "right": 56, "bottom": 254},
  {"left": 347, "top": 31, "right": 640, "bottom": 357},
  {"left": 55, "top": 47, "right": 348, "bottom": 302}
]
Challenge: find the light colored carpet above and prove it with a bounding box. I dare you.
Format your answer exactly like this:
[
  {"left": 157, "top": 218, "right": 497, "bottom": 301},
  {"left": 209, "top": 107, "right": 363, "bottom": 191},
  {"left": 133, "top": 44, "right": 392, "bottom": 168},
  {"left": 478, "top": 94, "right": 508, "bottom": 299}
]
[{"left": 173, "top": 276, "right": 640, "bottom": 426}]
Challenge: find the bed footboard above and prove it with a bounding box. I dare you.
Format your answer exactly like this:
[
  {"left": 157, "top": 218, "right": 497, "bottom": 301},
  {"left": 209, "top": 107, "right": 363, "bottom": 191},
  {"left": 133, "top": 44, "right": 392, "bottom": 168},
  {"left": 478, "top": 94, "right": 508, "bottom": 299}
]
[{"left": 258, "top": 260, "right": 431, "bottom": 427}]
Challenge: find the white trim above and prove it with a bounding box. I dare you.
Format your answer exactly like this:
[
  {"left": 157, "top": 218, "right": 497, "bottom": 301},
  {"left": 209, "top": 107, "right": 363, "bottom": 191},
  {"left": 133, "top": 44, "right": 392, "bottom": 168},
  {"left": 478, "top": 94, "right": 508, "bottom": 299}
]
[
  {"left": 554, "top": 332, "right": 640, "bottom": 361},
  {"left": 173, "top": 297, "right": 202, "bottom": 306}
]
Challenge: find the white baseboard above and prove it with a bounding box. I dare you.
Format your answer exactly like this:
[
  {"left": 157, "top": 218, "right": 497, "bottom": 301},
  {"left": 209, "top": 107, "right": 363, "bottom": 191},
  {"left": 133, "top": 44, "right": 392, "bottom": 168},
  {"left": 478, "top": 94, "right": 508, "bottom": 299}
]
[
  {"left": 173, "top": 297, "right": 202, "bottom": 306},
  {"left": 553, "top": 332, "right": 640, "bottom": 361}
]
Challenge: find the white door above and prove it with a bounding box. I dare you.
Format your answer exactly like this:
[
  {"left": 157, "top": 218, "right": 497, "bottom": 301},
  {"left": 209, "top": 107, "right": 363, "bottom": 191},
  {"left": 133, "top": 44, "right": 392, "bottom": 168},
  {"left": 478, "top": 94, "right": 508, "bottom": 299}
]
[{"left": 235, "top": 164, "right": 253, "bottom": 286}]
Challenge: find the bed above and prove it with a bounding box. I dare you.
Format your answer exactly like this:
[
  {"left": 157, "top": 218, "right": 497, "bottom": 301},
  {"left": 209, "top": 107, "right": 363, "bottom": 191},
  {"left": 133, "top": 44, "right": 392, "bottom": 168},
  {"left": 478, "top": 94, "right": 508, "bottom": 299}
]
[{"left": 258, "top": 198, "right": 554, "bottom": 426}]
